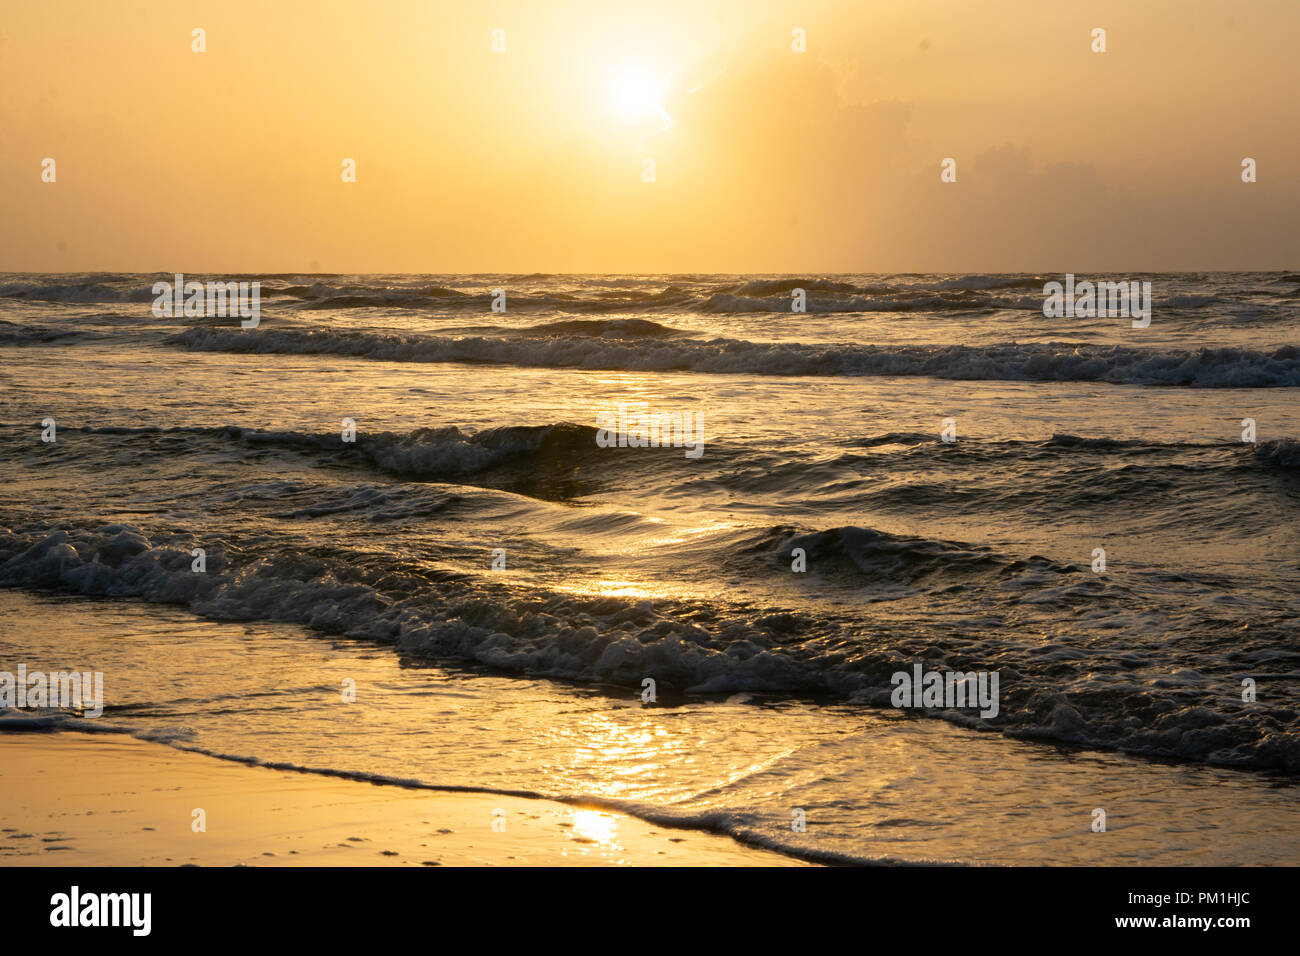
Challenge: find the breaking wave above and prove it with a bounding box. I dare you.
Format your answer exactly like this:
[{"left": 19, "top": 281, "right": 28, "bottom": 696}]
[
  {"left": 167, "top": 327, "right": 1300, "bottom": 386},
  {"left": 1, "top": 520, "right": 1297, "bottom": 772}
]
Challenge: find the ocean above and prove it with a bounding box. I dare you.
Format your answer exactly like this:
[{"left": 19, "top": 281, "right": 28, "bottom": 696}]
[{"left": 2, "top": 271, "right": 1299, "bottom": 864}]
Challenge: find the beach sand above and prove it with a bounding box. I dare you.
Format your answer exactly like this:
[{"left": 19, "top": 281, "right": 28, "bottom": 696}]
[{"left": 0, "top": 732, "right": 808, "bottom": 866}]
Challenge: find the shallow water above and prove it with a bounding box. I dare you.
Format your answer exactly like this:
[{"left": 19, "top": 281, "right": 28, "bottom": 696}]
[
  {"left": 3, "top": 591, "right": 1298, "bottom": 865},
  {"left": 2, "top": 272, "right": 1298, "bottom": 863}
]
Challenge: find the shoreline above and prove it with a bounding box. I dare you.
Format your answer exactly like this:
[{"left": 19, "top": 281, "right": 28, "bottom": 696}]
[{"left": 0, "top": 732, "right": 809, "bottom": 867}]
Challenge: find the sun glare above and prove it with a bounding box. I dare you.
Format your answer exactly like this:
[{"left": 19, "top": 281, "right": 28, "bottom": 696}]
[{"left": 608, "top": 65, "right": 666, "bottom": 120}]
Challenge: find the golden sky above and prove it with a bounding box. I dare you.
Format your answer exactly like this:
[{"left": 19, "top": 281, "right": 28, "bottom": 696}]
[{"left": 3, "top": 0, "right": 1297, "bottom": 272}]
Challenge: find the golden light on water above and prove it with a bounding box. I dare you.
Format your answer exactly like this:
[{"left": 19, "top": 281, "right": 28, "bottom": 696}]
[
  {"left": 570, "top": 808, "right": 620, "bottom": 845},
  {"left": 570, "top": 578, "right": 672, "bottom": 599}
]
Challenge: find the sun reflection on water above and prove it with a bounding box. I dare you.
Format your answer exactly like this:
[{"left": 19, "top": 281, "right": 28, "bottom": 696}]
[{"left": 570, "top": 809, "right": 620, "bottom": 846}]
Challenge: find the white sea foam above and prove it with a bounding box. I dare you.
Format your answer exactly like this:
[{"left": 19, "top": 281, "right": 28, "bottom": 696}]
[{"left": 168, "top": 327, "right": 1300, "bottom": 386}]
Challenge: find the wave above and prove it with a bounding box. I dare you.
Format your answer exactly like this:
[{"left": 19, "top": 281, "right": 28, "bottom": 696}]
[
  {"left": 845, "top": 431, "right": 1212, "bottom": 453},
  {"left": 698, "top": 289, "right": 1037, "bottom": 313},
  {"left": 0, "top": 280, "right": 155, "bottom": 303},
  {"left": 58, "top": 421, "right": 608, "bottom": 481},
  {"left": 1, "top": 518, "right": 1296, "bottom": 772},
  {"left": 2, "top": 274, "right": 1293, "bottom": 322},
  {"left": 700, "top": 289, "right": 1270, "bottom": 315},
  {"left": 278, "top": 283, "right": 470, "bottom": 300},
  {"left": 1253, "top": 438, "right": 1300, "bottom": 469},
  {"left": 1043, "top": 433, "right": 1164, "bottom": 451},
  {"left": 297, "top": 290, "right": 695, "bottom": 313},
  {"left": 848, "top": 431, "right": 1232, "bottom": 456},
  {"left": 166, "top": 327, "right": 1300, "bottom": 386},
  {"left": 923, "top": 274, "right": 1047, "bottom": 292},
  {"left": 519, "top": 317, "right": 684, "bottom": 338},
  {"left": 29, "top": 420, "right": 701, "bottom": 504},
  {"left": 297, "top": 294, "right": 459, "bottom": 309},
  {"left": 728, "top": 278, "right": 861, "bottom": 295},
  {"left": 21, "top": 423, "right": 1287, "bottom": 520},
  {"left": 755, "top": 525, "right": 1073, "bottom": 586},
  {"left": 0, "top": 320, "right": 101, "bottom": 344},
  {"left": 847, "top": 431, "right": 937, "bottom": 448}
]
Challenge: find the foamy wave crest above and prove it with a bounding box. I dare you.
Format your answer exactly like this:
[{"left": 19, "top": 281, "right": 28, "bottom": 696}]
[
  {"left": 0, "top": 280, "right": 155, "bottom": 303},
  {"left": 167, "top": 327, "right": 1300, "bottom": 386},
  {"left": 1, "top": 521, "right": 1297, "bottom": 770},
  {"left": 0, "top": 524, "right": 834, "bottom": 695}
]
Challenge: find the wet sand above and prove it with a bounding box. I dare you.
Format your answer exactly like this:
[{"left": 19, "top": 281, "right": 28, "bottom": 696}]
[{"left": 0, "top": 732, "right": 808, "bottom": 867}]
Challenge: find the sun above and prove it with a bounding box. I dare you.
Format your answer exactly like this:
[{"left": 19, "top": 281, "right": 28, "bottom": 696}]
[{"left": 607, "top": 65, "right": 667, "bottom": 120}]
